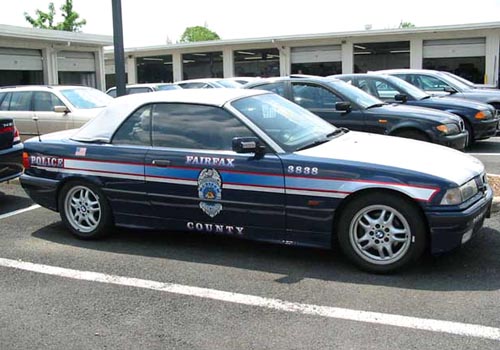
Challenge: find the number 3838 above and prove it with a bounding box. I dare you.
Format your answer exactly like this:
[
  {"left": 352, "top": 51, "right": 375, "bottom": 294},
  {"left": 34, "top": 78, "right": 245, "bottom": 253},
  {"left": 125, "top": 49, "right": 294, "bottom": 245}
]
[{"left": 287, "top": 166, "right": 319, "bottom": 175}]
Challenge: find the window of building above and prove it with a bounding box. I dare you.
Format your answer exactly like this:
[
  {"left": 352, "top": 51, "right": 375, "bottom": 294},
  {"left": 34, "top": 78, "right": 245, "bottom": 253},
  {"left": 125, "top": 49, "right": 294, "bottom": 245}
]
[
  {"left": 234, "top": 49, "right": 280, "bottom": 77},
  {"left": 137, "top": 55, "right": 173, "bottom": 83},
  {"left": 182, "top": 52, "right": 223, "bottom": 80}
]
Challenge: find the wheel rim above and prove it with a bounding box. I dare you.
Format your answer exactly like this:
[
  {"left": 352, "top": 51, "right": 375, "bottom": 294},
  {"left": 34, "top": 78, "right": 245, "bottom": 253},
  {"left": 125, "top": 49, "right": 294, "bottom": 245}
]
[
  {"left": 349, "top": 205, "right": 411, "bottom": 265},
  {"left": 64, "top": 185, "right": 101, "bottom": 233}
]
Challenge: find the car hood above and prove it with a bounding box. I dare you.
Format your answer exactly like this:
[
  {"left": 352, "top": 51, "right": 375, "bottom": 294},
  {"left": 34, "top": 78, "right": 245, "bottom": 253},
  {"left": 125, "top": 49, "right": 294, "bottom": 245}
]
[
  {"left": 425, "top": 96, "right": 491, "bottom": 111},
  {"left": 371, "top": 104, "right": 461, "bottom": 123},
  {"left": 460, "top": 89, "right": 500, "bottom": 101},
  {"left": 297, "top": 131, "right": 483, "bottom": 185}
]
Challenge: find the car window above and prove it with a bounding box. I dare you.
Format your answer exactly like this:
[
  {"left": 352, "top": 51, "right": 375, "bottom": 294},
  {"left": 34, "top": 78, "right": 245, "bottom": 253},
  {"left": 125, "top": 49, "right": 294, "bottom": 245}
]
[
  {"left": 106, "top": 89, "right": 117, "bottom": 97},
  {"left": 33, "top": 92, "right": 65, "bottom": 112},
  {"left": 0, "top": 92, "right": 11, "bottom": 111},
  {"left": 152, "top": 103, "right": 255, "bottom": 150},
  {"left": 291, "top": 83, "right": 341, "bottom": 109},
  {"left": 371, "top": 79, "right": 400, "bottom": 100},
  {"left": 179, "top": 82, "right": 212, "bottom": 89},
  {"left": 112, "top": 105, "right": 152, "bottom": 146},
  {"left": 128, "top": 87, "right": 152, "bottom": 95},
  {"left": 252, "top": 82, "right": 286, "bottom": 96},
  {"left": 9, "top": 91, "right": 33, "bottom": 111},
  {"left": 413, "top": 75, "right": 449, "bottom": 92},
  {"left": 156, "top": 85, "right": 180, "bottom": 91}
]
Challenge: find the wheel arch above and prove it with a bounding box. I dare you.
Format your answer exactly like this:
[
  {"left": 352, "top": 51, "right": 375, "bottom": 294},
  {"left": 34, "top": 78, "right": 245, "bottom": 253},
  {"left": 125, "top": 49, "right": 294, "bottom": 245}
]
[{"left": 55, "top": 175, "right": 106, "bottom": 212}]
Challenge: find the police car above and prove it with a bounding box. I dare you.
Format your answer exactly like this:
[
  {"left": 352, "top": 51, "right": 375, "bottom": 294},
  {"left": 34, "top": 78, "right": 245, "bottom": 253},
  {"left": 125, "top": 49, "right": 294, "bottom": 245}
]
[{"left": 20, "top": 89, "right": 492, "bottom": 273}]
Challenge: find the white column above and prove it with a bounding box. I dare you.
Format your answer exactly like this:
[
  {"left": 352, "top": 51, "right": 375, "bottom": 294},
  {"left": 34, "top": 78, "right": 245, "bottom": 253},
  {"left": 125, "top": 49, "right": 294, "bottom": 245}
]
[
  {"left": 126, "top": 56, "right": 137, "bottom": 84},
  {"left": 172, "top": 52, "right": 183, "bottom": 82},
  {"left": 223, "top": 48, "right": 234, "bottom": 78},
  {"left": 410, "top": 38, "right": 423, "bottom": 69},
  {"left": 42, "top": 47, "right": 58, "bottom": 85},
  {"left": 279, "top": 46, "right": 291, "bottom": 76},
  {"left": 341, "top": 41, "right": 353, "bottom": 74},
  {"left": 485, "top": 34, "right": 500, "bottom": 86},
  {"left": 94, "top": 49, "right": 106, "bottom": 91}
]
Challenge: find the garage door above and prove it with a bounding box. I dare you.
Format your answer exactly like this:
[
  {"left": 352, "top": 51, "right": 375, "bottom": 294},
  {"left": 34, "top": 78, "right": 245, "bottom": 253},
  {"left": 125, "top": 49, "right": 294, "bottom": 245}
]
[
  {"left": 0, "top": 48, "right": 42, "bottom": 70},
  {"left": 291, "top": 45, "right": 341, "bottom": 64},
  {"left": 423, "top": 38, "right": 486, "bottom": 58},
  {"left": 57, "top": 51, "right": 95, "bottom": 72}
]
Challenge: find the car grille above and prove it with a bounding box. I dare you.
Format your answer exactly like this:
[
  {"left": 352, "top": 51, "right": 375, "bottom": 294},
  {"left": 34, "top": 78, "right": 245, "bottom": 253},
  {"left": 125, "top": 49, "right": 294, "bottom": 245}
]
[
  {"left": 458, "top": 119, "right": 465, "bottom": 131},
  {"left": 476, "top": 172, "right": 488, "bottom": 193}
]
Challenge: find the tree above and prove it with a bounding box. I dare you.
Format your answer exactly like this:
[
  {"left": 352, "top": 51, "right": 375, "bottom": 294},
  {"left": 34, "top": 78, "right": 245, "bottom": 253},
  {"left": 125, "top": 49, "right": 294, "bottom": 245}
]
[
  {"left": 24, "top": 0, "right": 86, "bottom": 32},
  {"left": 399, "top": 21, "right": 416, "bottom": 29},
  {"left": 179, "top": 26, "right": 220, "bottom": 43}
]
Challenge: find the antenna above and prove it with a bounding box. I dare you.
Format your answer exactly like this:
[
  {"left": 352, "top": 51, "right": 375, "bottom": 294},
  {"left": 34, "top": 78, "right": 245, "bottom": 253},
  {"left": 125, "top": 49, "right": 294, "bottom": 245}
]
[{"left": 32, "top": 116, "right": 41, "bottom": 142}]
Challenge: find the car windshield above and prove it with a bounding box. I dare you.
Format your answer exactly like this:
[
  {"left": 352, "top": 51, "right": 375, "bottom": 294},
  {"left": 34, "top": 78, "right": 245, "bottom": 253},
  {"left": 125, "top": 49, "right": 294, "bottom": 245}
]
[
  {"left": 231, "top": 93, "right": 337, "bottom": 152},
  {"left": 60, "top": 88, "right": 113, "bottom": 109},
  {"left": 384, "top": 75, "right": 430, "bottom": 100},
  {"left": 324, "top": 79, "right": 383, "bottom": 109},
  {"left": 156, "top": 84, "right": 181, "bottom": 91},
  {"left": 440, "top": 71, "right": 476, "bottom": 87},
  {"left": 217, "top": 80, "right": 242, "bottom": 88},
  {"left": 433, "top": 72, "right": 472, "bottom": 92}
]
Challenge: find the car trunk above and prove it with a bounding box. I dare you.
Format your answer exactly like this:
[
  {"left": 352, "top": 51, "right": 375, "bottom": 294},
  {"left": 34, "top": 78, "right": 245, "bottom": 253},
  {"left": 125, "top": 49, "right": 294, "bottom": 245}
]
[{"left": 0, "top": 118, "right": 16, "bottom": 150}]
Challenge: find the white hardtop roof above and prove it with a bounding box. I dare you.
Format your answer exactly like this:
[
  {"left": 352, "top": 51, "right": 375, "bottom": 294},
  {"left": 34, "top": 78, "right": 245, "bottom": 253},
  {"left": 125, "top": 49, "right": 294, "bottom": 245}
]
[{"left": 72, "top": 88, "right": 268, "bottom": 142}]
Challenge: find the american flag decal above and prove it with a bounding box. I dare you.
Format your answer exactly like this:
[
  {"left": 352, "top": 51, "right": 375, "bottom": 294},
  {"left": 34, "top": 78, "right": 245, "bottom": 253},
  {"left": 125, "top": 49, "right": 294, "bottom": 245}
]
[{"left": 75, "top": 147, "right": 87, "bottom": 156}]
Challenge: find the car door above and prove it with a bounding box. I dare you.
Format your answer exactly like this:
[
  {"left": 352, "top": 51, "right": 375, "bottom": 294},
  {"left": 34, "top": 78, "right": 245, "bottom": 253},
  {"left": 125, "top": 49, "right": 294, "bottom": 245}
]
[
  {"left": 0, "top": 91, "right": 36, "bottom": 138},
  {"left": 290, "top": 82, "right": 367, "bottom": 131},
  {"left": 33, "top": 91, "right": 73, "bottom": 134},
  {"left": 144, "top": 102, "right": 286, "bottom": 240}
]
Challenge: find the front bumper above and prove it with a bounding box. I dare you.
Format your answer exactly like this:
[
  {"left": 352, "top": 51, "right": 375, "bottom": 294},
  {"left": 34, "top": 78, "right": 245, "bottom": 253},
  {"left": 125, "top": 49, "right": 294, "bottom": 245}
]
[
  {"left": 425, "top": 186, "right": 493, "bottom": 254},
  {"left": 434, "top": 130, "right": 468, "bottom": 150},
  {"left": 472, "top": 117, "right": 499, "bottom": 140},
  {"left": 20, "top": 173, "right": 60, "bottom": 211}
]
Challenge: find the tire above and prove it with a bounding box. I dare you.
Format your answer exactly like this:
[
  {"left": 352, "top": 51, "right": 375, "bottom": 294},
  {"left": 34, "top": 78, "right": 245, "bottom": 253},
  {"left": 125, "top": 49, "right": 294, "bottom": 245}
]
[
  {"left": 393, "top": 130, "right": 429, "bottom": 143},
  {"left": 337, "top": 193, "right": 427, "bottom": 273},
  {"left": 58, "top": 181, "right": 113, "bottom": 240}
]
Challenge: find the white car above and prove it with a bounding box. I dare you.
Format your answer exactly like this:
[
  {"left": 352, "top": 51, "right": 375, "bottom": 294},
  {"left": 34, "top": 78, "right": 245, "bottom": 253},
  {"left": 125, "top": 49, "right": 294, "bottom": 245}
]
[
  {"left": 106, "top": 83, "right": 180, "bottom": 97},
  {"left": 0, "top": 85, "right": 112, "bottom": 138},
  {"left": 174, "top": 78, "right": 242, "bottom": 89}
]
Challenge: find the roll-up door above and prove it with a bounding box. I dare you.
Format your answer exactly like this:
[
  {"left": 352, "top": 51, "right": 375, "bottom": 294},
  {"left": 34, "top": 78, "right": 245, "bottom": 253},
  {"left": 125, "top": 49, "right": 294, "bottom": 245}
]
[
  {"left": 291, "top": 45, "right": 341, "bottom": 64},
  {"left": 423, "top": 38, "right": 486, "bottom": 58},
  {"left": 57, "top": 51, "right": 95, "bottom": 72},
  {"left": 0, "top": 48, "right": 42, "bottom": 70}
]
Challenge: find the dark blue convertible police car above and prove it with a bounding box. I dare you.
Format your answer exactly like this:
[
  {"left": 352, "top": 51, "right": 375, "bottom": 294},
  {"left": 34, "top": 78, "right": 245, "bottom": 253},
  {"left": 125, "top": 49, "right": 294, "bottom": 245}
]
[{"left": 20, "top": 89, "right": 492, "bottom": 273}]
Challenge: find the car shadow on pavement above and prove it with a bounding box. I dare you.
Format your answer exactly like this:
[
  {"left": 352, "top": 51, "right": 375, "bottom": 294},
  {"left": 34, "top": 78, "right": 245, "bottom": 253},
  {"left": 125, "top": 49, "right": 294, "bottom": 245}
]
[
  {"left": 0, "top": 192, "right": 33, "bottom": 215},
  {"left": 31, "top": 219, "right": 500, "bottom": 292}
]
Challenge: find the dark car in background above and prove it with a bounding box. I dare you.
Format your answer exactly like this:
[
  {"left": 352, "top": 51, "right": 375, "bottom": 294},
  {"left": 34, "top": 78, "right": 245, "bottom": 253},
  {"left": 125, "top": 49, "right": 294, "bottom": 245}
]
[
  {"left": 106, "top": 83, "right": 180, "bottom": 97},
  {"left": 0, "top": 118, "right": 23, "bottom": 183},
  {"left": 334, "top": 73, "right": 499, "bottom": 144},
  {"left": 244, "top": 76, "right": 468, "bottom": 150},
  {"left": 376, "top": 69, "right": 500, "bottom": 110}
]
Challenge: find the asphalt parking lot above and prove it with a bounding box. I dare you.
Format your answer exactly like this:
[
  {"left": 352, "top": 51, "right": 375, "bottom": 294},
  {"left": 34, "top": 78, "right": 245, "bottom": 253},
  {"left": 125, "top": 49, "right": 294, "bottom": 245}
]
[{"left": 1, "top": 139, "right": 500, "bottom": 349}]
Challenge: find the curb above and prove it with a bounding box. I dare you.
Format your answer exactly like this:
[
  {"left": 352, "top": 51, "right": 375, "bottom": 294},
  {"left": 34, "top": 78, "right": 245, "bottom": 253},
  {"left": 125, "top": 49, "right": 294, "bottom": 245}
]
[
  {"left": 6, "top": 178, "right": 20, "bottom": 186},
  {"left": 488, "top": 173, "right": 500, "bottom": 214}
]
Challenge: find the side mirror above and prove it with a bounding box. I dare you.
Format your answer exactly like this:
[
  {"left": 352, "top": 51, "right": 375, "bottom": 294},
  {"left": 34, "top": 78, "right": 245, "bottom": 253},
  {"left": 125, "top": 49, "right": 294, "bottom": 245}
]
[
  {"left": 232, "top": 137, "right": 264, "bottom": 154},
  {"left": 335, "top": 101, "right": 351, "bottom": 112},
  {"left": 394, "top": 94, "right": 408, "bottom": 103},
  {"left": 443, "top": 86, "right": 457, "bottom": 94},
  {"left": 54, "top": 105, "right": 70, "bottom": 114}
]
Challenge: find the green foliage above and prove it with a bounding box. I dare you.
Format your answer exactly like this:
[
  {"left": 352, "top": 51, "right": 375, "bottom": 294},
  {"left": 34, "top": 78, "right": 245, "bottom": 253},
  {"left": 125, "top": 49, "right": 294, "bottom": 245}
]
[
  {"left": 399, "top": 21, "right": 416, "bottom": 29},
  {"left": 24, "top": 0, "right": 86, "bottom": 32},
  {"left": 179, "top": 26, "right": 220, "bottom": 43}
]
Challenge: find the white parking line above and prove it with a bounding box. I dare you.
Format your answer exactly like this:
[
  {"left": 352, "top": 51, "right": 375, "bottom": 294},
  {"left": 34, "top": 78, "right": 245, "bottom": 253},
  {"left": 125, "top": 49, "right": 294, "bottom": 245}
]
[
  {"left": 0, "top": 204, "right": 40, "bottom": 220},
  {"left": 0, "top": 257, "right": 499, "bottom": 341}
]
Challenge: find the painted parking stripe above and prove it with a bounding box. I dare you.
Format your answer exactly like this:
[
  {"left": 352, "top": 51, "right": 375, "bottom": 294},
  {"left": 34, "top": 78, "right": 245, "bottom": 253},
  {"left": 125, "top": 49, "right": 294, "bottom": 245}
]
[
  {"left": 0, "top": 204, "right": 40, "bottom": 220},
  {"left": 0, "top": 258, "right": 499, "bottom": 341}
]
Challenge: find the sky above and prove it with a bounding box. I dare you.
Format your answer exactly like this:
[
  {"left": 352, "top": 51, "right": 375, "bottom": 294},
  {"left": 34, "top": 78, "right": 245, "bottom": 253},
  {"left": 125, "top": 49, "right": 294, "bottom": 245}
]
[{"left": 2, "top": 0, "right": 500, "bottom": 48}]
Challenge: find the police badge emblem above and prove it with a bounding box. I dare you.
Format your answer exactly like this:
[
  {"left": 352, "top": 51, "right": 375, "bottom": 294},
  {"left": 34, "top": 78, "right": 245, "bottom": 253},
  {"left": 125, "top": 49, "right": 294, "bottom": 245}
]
[{"left": 198, "top": 168, "right": 223, "bottom": 218}]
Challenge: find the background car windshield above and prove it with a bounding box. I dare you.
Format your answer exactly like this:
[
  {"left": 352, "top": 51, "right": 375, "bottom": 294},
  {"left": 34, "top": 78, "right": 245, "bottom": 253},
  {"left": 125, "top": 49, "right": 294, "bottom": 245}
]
[
  {"left": 217, "top": 80, "right": 242, "bottom": 88},
  {"left": 434, "top": 72, "right": 472, "bottom": 91},
  {"left": 61, "top": 88, "right": 112, "bottom": 109},
  {"left": 231, "top": 93, "right": 336, "bottom": 152},
  {"left": 156, "top": 85, "right": 181, "bottom": 91},
  {"left": 385, "top": 75, "right": 429, "bottom": 100},
  {"left": 325, "top": 80, "right": 382, "bottom": 108}
]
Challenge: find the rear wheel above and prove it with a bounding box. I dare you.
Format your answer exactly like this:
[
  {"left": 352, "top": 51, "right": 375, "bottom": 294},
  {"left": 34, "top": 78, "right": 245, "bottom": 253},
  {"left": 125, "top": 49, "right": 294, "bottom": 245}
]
[
  {"left": 337, "top": 193, "right": 427, "bottom": 273},
  {"left": 59, "top": 181, "right": 113, "bottom": 239},
  {"left": 393, "top": 129, "right": 429, "bottom": 143}
]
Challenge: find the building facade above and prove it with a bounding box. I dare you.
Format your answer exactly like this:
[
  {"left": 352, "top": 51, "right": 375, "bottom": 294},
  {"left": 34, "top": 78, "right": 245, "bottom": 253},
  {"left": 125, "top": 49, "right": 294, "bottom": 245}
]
[
  {"left": 105, "top": 22, "right": 500, "bottom": 88},
  {"left": 0, "top": 24, "right": 112, "bottom": 90}
]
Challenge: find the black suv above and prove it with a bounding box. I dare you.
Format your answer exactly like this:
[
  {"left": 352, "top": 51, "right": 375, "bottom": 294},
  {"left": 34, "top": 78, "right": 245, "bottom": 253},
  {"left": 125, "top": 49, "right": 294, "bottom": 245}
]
[
  {"left": 334, "top": 73, "right": 499, "bottom": 144},
  {"left": 244, "top": 76, "right": 468, "bottom": 150}
]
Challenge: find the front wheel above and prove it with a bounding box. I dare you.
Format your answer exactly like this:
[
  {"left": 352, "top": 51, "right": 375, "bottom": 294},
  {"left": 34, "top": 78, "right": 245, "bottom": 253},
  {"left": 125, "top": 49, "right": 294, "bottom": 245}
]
[
  {"left": 337, "top": 193, "right": 427, "bottom": 273},
  {"left": 59, "top": 181, "right": 113, "bottom": 239}
]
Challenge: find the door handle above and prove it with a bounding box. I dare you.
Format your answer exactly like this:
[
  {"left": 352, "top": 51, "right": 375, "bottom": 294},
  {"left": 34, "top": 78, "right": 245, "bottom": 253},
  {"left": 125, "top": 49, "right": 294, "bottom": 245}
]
[{"left": 151, "top": 159, "right": 171, "bottom": 167}]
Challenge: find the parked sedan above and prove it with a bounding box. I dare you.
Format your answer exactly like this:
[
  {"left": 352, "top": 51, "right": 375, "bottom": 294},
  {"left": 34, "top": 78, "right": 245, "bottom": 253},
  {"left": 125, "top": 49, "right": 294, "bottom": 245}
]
[
  {"left": 175, "top": 78, "right": 242, "bottom": 89},
  {"left": 106, "top": 83, "right": 180, "bottom": 97},
  {"left": 19, "top": 89, "right": 492, "bottom": 273},
  {"left": 334, "top": 73, "right": 499, "bottom": 144},
  {"left": 376, "top": 69, "right": 500, "bottom": 110},
  {"left": 0, "top": 86, "right": 113, "bottom": 138},
  {"left": 245, "top": 76, "right": 468, "bottom": 150},
  {"left": 0, "top": 118, "right": 23, "bottom": 183}
]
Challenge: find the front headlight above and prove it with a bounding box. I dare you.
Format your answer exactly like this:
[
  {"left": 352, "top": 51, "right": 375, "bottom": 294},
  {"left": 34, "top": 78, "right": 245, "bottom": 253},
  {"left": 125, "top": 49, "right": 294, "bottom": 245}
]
[
  {"left": 475, "top": 110, "right": 492, "bottom": 120},
  {"left": 440, "top": 179, "right": 478, "bottom": 205},
  {"left": 436, "top": 123, "right": 460, "bottom": 135}
]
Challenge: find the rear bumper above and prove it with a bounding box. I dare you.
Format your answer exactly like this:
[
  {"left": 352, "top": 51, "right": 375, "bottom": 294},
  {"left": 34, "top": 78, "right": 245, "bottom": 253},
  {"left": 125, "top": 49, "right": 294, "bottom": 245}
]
[
  {"left": 0, "top": 143, "right": 23, "bottom": 183},
  {"left": 434, "top": 131, "right": 468, "bottom": 150},
  {"left": 425, "top": 186, "right": 493, "bottom": 254},
  {"left": 472, "top": 118, "right": 499, "bottom": 140},
  {"left": 20, "top": 174, "right": 60, "bottom": 211}
]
